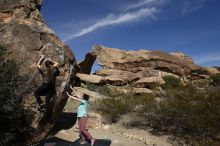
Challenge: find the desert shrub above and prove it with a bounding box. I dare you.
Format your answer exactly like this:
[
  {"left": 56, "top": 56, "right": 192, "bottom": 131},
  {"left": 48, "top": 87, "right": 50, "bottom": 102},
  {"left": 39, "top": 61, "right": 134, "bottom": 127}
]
[
  {"left": 94, "top": 97, "right": 128, "bottom": 123},
  {"left": 88, "top": 73, "right": 220, "bottom": 145},
  {"left": 192, "top": 68, "right": 208, "bottom": 75},
  {"left": 86, "top": 83, "right": 112, "bottom": 97},
  {"left": 144, "top": 84, "right": 220, "bottom": 145},
  {"left": 92, "top": 82, "right": 220, "bottom": 145},
  {"left": 162, "top": 75, "right": 182, "bottom": 89},
  {"left": 210, "top": 73, "right": 220, "bottom": 86},
  {"left": 92, "top": 88, "right": 157, "bottom": 123},
  {"left": 0, "top": 45, "right": 33, "bottom": 145},
  {"left": 91, "top": 91, "right": 132, "bottom": 123},
  {"left": 193, "top": 79, "right": 210, "bottom": 88},
  {"left": 86, "top": 83, "right": 123, "bottom": 122}
]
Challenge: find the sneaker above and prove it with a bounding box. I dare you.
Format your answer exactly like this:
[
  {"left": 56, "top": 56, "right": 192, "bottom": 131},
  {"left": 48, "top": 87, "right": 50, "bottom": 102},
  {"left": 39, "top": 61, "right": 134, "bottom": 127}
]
[
  {"left": 91, "top": 139, "right": 96, "bottom": 146},
  {"left": 79, "top": 139, "right": 86, "bottom": 144},
  {"left": 80, "top": 141, "right": 86, "bottom": 144},
  {"left": 38, "top": 107, "right": 46, "bottom": 112}
]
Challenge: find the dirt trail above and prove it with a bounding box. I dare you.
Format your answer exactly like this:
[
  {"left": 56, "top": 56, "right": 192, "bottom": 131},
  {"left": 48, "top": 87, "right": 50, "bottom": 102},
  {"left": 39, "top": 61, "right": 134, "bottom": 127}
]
[
  {"left": 39, "top": 113, "right": 173, "bottom": 146},
  {"left": 37, "top": 94, "right": 175, "bottom": 146}
]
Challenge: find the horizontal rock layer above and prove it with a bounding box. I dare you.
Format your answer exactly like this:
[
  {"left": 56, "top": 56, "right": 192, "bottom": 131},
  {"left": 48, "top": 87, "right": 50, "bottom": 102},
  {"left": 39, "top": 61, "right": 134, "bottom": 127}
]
[{"left": 78, "top": 45, "right": 219, "bottom": 89}]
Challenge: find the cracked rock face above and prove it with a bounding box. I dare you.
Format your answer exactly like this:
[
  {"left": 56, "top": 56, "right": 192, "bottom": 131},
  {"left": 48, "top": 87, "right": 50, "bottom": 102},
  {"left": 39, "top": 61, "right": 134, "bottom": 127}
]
[
  {"left": 0, "top": 0, "right": 77, "bottom": 143},
  {"left": 0, "top": 0, "right": 75, "bottom": 84},
  {"left": 87, "top": 46, "right": 200, "bottom": 86},
  {"left": 79, "top": 45, "right": 217, "bottom": 87},
  {"left": 92, "top": 45, "right": 200, "bottom": 76}
]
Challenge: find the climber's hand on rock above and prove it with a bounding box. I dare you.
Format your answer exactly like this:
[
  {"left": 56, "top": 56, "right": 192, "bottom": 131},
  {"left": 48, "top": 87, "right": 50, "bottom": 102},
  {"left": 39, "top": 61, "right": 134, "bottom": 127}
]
[
  {"left": 70, "top": 85, "right": 76, "bottom": 92},
  {"left": 40, "top": 54, "right": 45, "bottom": 59},
  {"left": 66, "top": 92, "right": 71, "bottom": 97}
]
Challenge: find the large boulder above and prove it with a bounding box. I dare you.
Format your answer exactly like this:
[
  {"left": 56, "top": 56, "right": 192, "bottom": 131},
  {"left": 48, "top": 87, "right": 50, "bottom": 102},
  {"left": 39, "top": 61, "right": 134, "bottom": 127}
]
[
  {"left": 204, "top": 67, "right": 220, "bottom": 75},
  {"left": 78, "top": 45, "right": 214, "bottom": 88},
  {"left": 92, "top": 45, "right": 200, "bottom": 77},
  {"left": 78, "top": 52, "right": 97, "bottom": 74},
  {"left": 132, "top": 88, "right": 153, "bottom": 94},
  {"left": 103, "top": 75, "right": 128, "bottom": 86},
  {"left": 76, "top": 73, "right": 103, "bottom": 84},
  {"left": 78, "top": 74, "right": 128, "bottom": 86},
  {"left": 76, "top": 45, "right": 210, "bottom": 88},
  {"left": 95, "top": 69, "right": 139, "bottom": 82},
  {"left": 0, "top": 0, "right": 77, "bottom": 144},
  {"left": 73, "top": 87, "right": 104, "bottom": 101},
  {"left": 107, "top": 85, "right": 153, "bottom": 94},
  {"left": 135, "top": 76, "right": 166, "bottom": 89}
]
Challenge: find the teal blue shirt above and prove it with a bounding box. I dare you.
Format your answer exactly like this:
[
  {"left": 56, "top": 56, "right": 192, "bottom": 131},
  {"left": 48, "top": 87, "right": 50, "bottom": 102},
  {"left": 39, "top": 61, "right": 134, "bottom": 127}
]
[{"left": 77, "top": 99, "right": 88, "bottom": 117}]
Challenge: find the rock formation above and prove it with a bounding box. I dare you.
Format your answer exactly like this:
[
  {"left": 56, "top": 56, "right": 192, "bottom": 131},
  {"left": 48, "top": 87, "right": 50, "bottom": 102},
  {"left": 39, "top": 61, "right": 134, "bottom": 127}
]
[
  {"left": 1, "top": 0, "right": 219, "bottom": 144},
  {"left": 78, "top": 52, "right": 97, "bottom": 74},
  {"left": 0, "top": 0, "right": 78, "bottom": 144},
  {"left": 92, "top": 45, "right": 199, "bottom": 76},
  {"left": 78, "top": 45, "right": 219, "bottom": 89}
]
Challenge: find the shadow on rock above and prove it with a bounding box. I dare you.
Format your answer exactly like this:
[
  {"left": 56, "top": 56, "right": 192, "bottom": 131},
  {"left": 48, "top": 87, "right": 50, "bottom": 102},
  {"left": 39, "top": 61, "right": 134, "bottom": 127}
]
[
  {"left": 38, "top": 137, "right": 111, "bottom": 146},
  {"left": 72, "top": 138, "right": 111, "bottom": 146},
  {"left": 50, "top": 112, "right": 77, "bottom": 135}
]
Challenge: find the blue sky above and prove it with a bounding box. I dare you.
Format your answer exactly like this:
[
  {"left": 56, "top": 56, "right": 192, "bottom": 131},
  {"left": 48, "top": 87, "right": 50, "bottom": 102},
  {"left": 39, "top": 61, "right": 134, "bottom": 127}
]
[{"left": 41, "top": 0, "right": 220, "bottom": 69}]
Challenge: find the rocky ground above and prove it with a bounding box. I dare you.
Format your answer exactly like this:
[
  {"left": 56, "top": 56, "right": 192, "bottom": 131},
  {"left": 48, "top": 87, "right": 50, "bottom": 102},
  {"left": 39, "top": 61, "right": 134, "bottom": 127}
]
[
  {"left": 35, "top": 87, "right": 180, "bottom": 146},
  {"left": 41, "top": 120, "right": 172, "bottom": 146}
]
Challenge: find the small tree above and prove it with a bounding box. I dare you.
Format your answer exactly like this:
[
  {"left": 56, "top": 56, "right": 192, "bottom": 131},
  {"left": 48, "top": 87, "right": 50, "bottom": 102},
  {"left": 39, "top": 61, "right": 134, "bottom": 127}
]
[
  {"left": 211, "top": 73, "right": 220, "bottom": 86},
  {"left": 162, "top": 75, "right": 182, "bottom": 89}
]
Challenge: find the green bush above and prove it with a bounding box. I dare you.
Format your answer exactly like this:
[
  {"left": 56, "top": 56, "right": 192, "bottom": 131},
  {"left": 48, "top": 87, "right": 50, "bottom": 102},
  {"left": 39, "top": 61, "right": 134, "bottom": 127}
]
[
  {"left": 86, "top": 83, "right": 112, "bottom": 97},
  {"left": 162, "top": 75, "right": 182, "bottom": 89},
  {"left": 94, "top": 97, "right": 128, "bottom": 123},
  {"left": 91, "top": 90, "right": 131, "bottom": 123},
  {"left": 193, "top": 79, "right": 210, "bottom": 88},
  {"left": 91, "top": 82, "right": 220, "bottom": 145},
  {"left": 144, "top": 84, "right": 220, "bottom": 145},
  {"left": 0, "top": 45, "right": 33, "bottom": 145},
  {"left": 86, "top": 83, "right": 130, "bottom": 123},
  {"left": 91, "top": 87, "right": 156, "bottom": 123},
  {"left": 192, "top": 68, "right": 208, "bottom": 75},
  {"left": 211, "top": 73, "right": 220, "bottom": 86},
  {"left": 87, "top": 69, "right": 220, "bottom": 145}
]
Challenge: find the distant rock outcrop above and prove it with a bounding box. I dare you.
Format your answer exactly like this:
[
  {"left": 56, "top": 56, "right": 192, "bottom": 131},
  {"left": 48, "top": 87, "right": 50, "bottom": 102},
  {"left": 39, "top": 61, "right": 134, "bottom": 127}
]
[
  {"left": 78, "top": 45, "right": 219, "bottom": 89},
  {"left": 135, "top": 76, "right": 165, "bottom": 89},
  {"left": 92, "top": 45, "right": 199, "bottom": 76},
  {"left": 78, "top": 52, "right": 97, "bottom": 74}
]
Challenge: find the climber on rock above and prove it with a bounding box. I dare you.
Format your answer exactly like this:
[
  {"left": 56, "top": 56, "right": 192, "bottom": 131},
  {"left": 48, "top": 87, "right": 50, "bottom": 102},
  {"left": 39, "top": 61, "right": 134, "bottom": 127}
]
[{"left": 34, "top": 54, "right": 60, "bottom": 112}]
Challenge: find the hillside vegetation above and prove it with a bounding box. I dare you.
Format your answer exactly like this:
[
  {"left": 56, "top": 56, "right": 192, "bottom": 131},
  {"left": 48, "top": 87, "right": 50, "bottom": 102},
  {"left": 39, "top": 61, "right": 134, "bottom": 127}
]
[{"left": 88, "top": 76, "right": 220, "bottom": 146}]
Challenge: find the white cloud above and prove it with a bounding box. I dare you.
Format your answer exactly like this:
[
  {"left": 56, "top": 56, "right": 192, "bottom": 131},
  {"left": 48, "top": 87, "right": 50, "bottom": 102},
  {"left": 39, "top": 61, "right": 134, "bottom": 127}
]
[
  {"left": 194, "top": 53, "right": 220, "bottom": 65},
  {"left": 181, "top": 0, "right": 206, "bottom": 15},
  {"left": 63, "top": 7, "right": 157, "bottom": 42},
  {"left": 125, "top": 0, "right": 164, "bottom": 11}
]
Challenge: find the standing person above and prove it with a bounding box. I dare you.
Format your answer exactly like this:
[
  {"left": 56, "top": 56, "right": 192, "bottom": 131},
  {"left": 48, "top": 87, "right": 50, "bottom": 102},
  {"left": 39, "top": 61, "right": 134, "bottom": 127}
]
[
  {"left": 66, "top": 86, "right": 96, "bottom": 146},
  {"left": 34, "top": 55, "right": 60, "bottom": 112}
]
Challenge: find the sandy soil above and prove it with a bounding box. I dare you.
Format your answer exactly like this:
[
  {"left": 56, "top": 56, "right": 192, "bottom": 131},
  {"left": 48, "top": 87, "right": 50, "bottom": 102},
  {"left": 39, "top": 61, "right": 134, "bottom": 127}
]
[{"left": 38, "top": 112, "right": 174, "bottom": 146}]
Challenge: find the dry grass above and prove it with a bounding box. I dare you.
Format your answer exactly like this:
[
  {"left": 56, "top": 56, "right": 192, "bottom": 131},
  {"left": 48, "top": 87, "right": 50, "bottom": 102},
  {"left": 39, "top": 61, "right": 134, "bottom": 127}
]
[{"left": 88, "top": 80, "right": 220, "bottom": 145}]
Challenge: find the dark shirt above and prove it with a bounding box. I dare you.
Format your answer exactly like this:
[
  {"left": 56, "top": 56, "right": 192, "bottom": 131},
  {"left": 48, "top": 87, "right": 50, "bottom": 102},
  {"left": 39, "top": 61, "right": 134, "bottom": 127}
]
[{"left": 39, "top": 67, "right": 60, "bottom": 84}]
